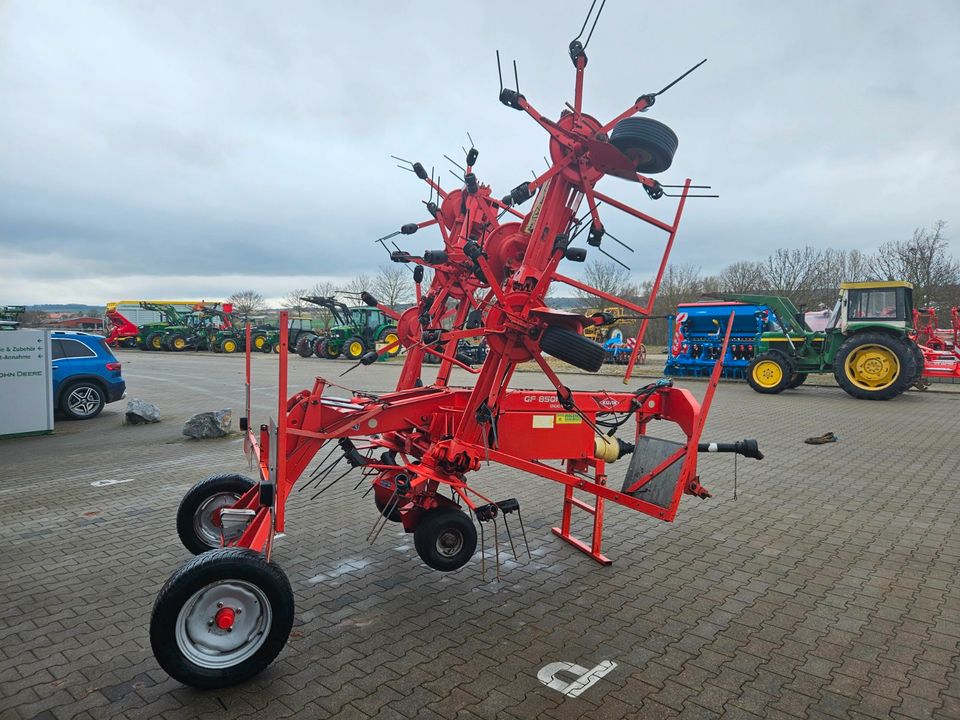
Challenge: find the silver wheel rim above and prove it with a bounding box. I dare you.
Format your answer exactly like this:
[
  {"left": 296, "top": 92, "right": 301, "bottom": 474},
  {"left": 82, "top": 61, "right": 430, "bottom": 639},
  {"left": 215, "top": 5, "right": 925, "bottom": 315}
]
[
  {"left": 67, "top": 387, "right": 101, "bottom": 416},
  {"left": 194, "top": 493, "right": 242, "bottom": 547},
  {"left": 175, "top": 580, "right": 272, "bottom": 669},
  {"left": 436, "top": 528, "right": 464, "bottom": 558}
]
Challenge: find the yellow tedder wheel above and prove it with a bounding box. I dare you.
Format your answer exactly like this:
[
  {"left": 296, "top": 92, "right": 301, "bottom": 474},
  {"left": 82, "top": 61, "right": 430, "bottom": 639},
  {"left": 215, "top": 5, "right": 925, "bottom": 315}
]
[{"left": 221, "top": 339, "right": 238, "bottom": 353}]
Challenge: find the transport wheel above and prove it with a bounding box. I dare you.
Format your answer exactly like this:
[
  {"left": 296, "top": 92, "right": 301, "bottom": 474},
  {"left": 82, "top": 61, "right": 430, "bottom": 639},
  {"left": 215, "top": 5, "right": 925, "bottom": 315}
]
[
  {"left": 413, "top": 507, "right": 477, "bottom": 572},
  {"left": 539, "top": 326, "right": 605, "bottom": 372},
  {"left": 221, "top": 339, "right": 238, "bottom": 354},
  {"left": 170, "top": 334, "right": 188, "bottom": 352},
  {"left": 60, "top": 381, "right": 105, "bottom": 420},
  {"left": 345, "top": 337, "right": 366, "bottom": 361},
  {"left": 834, "top": 332, "right": 914, "bottom": 400},
  {"left": 379, "top": 328, "right": 400, "bottom": 357},
  {"left": 746, "top": 352, "right": 794, "bottom": 394},
  {"left": 609, "top": 117, "right": 679, "bottom": 174},
  {"left": 787, "top": 372, "right": 808, "bottom": 389},
  {"left": 373, "top": 484, "right": 402, "bottom": 522},
  {"left": 150, "top": 548, "right": 294, "bottom": 689},
  {"left": 177, "top": 474, "right": 257, "bottom": 555},
  {"left": 295, "top": 335, "right": 314, "bottom": 358}
]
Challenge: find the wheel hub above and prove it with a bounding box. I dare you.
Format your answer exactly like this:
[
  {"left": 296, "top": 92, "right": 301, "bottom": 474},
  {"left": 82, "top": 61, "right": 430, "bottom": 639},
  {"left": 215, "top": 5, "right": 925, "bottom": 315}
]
[
  {"left": 176, "top": 580, "right": 271, "bottom": 669},
  {"left": 436, "top": 529, "right": 463, "bottom": 558}
]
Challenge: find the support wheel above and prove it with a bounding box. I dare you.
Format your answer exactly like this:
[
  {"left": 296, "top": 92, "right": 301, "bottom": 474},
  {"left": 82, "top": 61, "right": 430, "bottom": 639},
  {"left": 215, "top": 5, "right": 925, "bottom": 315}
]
[
  {"left": 609, "top": 117, "right": 679, "bottom": 174},
  {"left": 539, "top": 326, "right": 605, "bottom": 372},
  {"left": 344, "top": 337, "right": 366, "bottom": 361},
  {"left": 150, "top": 548, "right": 294, "bottom": 689},
  {"left": 413, "top": 507, "right": 477, "bottom": 572},
  {"left": 177, "top": 474, "right": 257, "bottom": 554},
  {"left": 834, "top": 332, "right": 914, "bottom": 400},
  {"left": 747, "top": 352, "right": 794, "bottom": 394}
]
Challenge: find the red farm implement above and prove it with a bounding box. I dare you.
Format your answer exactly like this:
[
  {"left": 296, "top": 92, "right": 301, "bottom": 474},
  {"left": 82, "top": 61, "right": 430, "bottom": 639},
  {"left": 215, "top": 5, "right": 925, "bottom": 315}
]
[
  {"left": 914, "top": 306, "right": 960, "bottom": 380},
  {"left": 150, "top": 7, "right": 763, "bottom": 689},
  {"left": 104, "top": 306, "right": 139, "bottom": 348}
]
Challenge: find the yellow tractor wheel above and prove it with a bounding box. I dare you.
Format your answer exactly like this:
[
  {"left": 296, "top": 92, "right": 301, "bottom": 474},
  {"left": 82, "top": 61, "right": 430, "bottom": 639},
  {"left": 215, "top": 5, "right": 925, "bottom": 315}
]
[
  {"left": 345, "top": 338, "right": 365, "bottom": 360},
  {"left": 833, "top": 332, "right": 913, "bottom": 400},
  {"left": 172, "top": 336, "right": 187, "bottom": 351},
  {"left": 253, "top": 335, "right": 266, "bottom": 349},
  {"left": 150, "top": 335, "right": 163, "bottom": 350},
  {"left": 382, "top": 332, "right": 400, "bottom": 357},
  {"left": 221, "top": 339, "right": 238, "bottom": 354},
  {"left": 746, "top": 353, "right": 792, "bottom": 394}
]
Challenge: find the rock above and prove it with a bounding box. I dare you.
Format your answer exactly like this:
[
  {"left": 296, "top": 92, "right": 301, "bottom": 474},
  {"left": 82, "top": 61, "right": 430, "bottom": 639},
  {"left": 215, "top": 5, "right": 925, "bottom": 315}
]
[
  {"left": 182, "top": 409, "right": 233, "bottom": 439},
  {"left": 123, "top": 399, "right": 161, "bottom": 425}
]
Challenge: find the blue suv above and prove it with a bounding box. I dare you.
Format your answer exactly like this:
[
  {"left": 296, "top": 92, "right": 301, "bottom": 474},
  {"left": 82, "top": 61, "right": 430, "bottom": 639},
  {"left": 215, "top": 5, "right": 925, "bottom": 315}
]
[{"left": 51, "top": 331, "right": 126, "bottom": 420}]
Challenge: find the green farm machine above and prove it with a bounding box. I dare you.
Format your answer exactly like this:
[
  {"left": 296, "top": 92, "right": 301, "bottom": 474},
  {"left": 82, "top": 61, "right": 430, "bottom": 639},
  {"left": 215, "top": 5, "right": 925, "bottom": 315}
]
[
  {"left": 719, "top": 281, "right": 922, "bottom": 400},
  {"left": 300, "top": 296, "right": 399, "bottom": 360},
  {"left": 0, "top": 305, "right": 26, "bottom": 330},
  {"left": 137, "top": 303, "right": 190, "bottom": 350}
]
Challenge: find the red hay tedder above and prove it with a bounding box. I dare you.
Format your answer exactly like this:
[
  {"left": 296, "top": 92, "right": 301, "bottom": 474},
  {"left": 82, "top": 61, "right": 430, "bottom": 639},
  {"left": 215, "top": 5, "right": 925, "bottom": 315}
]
[
  {"left": 914, "top": 306, "right": 960, "bottom": 380},
  {"left": 150, "top": 8, "right": 763, "bottom": 689}
]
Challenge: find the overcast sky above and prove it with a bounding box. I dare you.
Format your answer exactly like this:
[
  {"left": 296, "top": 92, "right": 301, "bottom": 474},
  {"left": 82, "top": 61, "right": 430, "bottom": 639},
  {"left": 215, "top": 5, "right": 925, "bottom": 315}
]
[{"left": 2, "top": 1, "right": 958, "bottom": 305}]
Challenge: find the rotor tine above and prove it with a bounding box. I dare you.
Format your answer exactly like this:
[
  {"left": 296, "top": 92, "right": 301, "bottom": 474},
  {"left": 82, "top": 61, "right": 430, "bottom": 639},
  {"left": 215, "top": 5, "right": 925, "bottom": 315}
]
[
  {"left": 390, "top": 154, "right": 414, "bottom": 165},
  {"left": 597, "top": 245, "right": 631, "bottom": 271},
  {"left": 310, "top": 466, "right": 353, "bottom": 500},
  {"left": 503, "top": 513, "right": 519, "bottom": 561},
  {"left": 396, "top": 164, "right": 415, "bottom": 173},
  {"left": 493, "top": 517, "right": 501, "bottom": 582},
  {"left": 478, "top": 519, "right": 486, "bottom": 581},
  {"left": 516, "top": 508, "right": 531, "bottom": 559},
  {"left": 467, "top": 131, "right": 475, "bottom": 149}
]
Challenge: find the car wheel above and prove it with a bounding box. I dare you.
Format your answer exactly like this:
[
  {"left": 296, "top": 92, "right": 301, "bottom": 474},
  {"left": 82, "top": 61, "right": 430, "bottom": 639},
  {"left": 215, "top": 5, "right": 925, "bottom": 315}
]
[{"left": 60, "top": 381, "right": 106, "bottom": 420}]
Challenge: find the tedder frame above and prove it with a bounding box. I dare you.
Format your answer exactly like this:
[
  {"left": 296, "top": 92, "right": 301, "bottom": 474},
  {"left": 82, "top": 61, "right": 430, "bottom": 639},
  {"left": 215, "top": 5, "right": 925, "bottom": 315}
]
[{"left": 150, "top": 7, "right": 763, "bottom": 690}]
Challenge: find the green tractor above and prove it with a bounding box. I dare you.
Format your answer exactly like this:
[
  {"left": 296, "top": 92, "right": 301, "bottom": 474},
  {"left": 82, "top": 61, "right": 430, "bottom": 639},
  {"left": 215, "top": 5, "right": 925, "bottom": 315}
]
[
  {"left": 719, "top": 281, "right": 922, "bottom": 400},
  {"left": 137, "top": 303, "right": 189, "bottom": 351},
  {"left": 160, "top": 306, "right": 231, "bottom": 352},
  {"left": 0, "top": 305, "right": 26, "bottom": 330},
  {"left": 302, "top": 296, "right": 399, "bottom": 360}
]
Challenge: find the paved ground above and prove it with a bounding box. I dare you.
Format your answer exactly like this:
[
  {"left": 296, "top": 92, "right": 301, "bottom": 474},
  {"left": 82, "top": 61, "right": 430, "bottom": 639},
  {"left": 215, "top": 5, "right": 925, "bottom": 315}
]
[{"left": 2, "top": 351, "right": 958, "bottom": 720}]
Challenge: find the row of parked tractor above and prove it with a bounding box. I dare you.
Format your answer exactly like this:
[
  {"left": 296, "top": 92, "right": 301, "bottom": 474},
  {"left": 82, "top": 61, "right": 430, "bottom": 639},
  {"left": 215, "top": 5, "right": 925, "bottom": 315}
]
[{"left": 105, "top": 296, "right": 404, "bottom": 360}]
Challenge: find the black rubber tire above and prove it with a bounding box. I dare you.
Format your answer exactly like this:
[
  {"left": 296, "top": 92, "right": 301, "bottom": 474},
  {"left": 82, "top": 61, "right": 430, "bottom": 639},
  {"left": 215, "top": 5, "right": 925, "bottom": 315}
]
[
  {"left": 260, "top": 342, "right": 273, "bottom": 354},
  {"left": 323, "top": 340, "right": 341, "bottom": 359},
  {"left": 787, "top": 372, "right": 808, "bottom": 389},
  {"left": 413, "top": 507, "right": 477, "bottom": 572},
  {"left": 908, "top": 341, "right": 925, "bottom": 386},
  {"left": 296, "top": 335, "right": 316, "bottom": 358},
  {"left": 609, "top": 117, "right": 679, "bottom": 174},
  {"left": 144, "top": 332, "right": 163, "bottom": 351},
  {"left": 168, "top": 333, "right": 188, "bottom": 352},
  {"left": 344, "top": 336, "right": 366, "bottom": 361},
  {"left": 833, "top": 332, "right": 915, "bottom": 401},
  {"left": 746, "top": 352, "right": 795, "bottom": 395},
  {"left": 177, "top": 474, "right": 257, "bottom": 555},
  {"left": 539, "top": 326, "right": 605, "bottom": 373},
  {"left": 150, "top": 548, "right": 294, "bottom": 689},
  {"left": 59, "top": 381, "right": 106, "bottom": 420}
]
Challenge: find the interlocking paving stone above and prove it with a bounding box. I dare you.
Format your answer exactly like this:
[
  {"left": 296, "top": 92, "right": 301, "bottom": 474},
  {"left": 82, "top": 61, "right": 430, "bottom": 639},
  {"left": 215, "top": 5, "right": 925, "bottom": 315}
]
[{"left": 1, "top": 352, "right": 958, "bottom": 719}]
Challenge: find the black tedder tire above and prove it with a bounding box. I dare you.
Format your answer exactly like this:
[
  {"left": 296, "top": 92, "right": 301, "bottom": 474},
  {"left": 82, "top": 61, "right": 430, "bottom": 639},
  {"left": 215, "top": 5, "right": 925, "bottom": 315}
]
[
  {"left": 609, "top": 117, "right": 679, "bottom": 175},
  {"left": 787, "top": 372, "right": 808, "bottom": 389},
  {"left": 296, "top": 335, "right": 316, "bottom": 358},
  {"left": 539, "top": 326, "right": 605, "bottom": 372},
  {"left": 413, "top": 507, "right": 477, "bottom": 572},
  {"left": 833, "top": 332, "right": 916, "bottom": 400},
  {"left": 747, "top": 352, "right": 794, "bottom": 394},
  {"left": 150, "top": 548, "right": 294, "bottom": 689},
  {"left": 177, "top": 474, "right": 257, "bottom": 555}
]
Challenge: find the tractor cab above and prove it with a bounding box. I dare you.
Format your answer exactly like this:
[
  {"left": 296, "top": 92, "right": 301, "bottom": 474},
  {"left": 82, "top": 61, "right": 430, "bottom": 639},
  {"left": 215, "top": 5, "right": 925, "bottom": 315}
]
[{"left": 833, "top": 281, "right": 914, "bottom": 334}]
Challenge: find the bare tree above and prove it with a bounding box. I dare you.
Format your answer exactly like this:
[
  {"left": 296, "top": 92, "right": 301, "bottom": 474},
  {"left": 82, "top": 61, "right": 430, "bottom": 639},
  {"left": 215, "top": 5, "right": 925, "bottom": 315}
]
[
  {"left": 339, "top": 274, "right": 372, "bottom": 302},
  {"left": 871, "top": 221, "right": 959, "bottom": 305},
  {"left": 638, "top": 263, "right": 704, "bottom": 345},
  {"left": 716, "top": 261, "right": 766, "bottom": 294},
  {"left": 281, "top": 289, "right": 309, "bottom": 316},
  {"left": 371, "top": 265, "right": 413, "bottom": 308},
  {"left": 576, "top": 260, "right": 636, "bottom": 303},
  {"left": 228, "top": 290, "right": 266, "bottom": 318}
]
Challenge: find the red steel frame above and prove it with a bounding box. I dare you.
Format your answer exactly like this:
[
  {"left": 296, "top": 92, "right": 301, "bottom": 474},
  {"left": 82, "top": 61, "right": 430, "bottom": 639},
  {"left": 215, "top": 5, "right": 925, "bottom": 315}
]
[{"left": 226, "top": 42, "right": 738, "bottom": 566}]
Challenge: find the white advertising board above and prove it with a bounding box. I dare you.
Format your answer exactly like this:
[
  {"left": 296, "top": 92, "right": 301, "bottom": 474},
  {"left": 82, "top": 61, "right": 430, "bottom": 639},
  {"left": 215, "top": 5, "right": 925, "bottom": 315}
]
[{"left": 0, "top": 330, "right": 53, "bottom": 437}]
